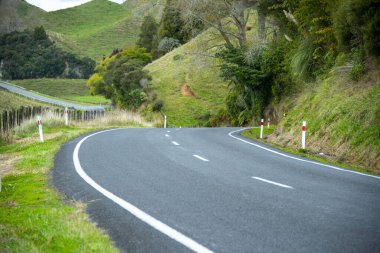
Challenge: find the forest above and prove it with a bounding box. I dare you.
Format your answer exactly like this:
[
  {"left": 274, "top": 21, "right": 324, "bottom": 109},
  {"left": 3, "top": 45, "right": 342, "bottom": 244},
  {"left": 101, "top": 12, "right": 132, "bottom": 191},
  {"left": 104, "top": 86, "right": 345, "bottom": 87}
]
[{"left": 0, "top": 26, "right": 95, "bottom": 80}]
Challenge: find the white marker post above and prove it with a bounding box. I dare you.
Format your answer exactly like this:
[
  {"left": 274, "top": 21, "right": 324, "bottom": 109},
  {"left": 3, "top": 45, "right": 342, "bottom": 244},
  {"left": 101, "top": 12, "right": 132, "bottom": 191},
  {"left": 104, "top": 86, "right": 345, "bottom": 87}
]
[
  {"left": 64, "top": 107, "right": 69, "bottom": 126},
  {"left": 38, "top": 115, "right": 44, "bottom": 143},
  {"left": 164, "top": 115, "right": 167, "bottom": 129},
  {"left": 267, "top": 118, "right": 270, "bottom": 129},
  {"left": 260, "top": 118, "right": 264, "bottom": 139},
  {"left": 302, "top": 121, "right": 306, "bottom": 149}
]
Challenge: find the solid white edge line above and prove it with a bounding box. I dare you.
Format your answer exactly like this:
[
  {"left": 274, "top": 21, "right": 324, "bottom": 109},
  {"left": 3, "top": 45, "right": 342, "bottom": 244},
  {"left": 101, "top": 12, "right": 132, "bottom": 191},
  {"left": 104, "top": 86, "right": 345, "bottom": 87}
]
[
  {"left": 228, "top": 128, "right": 380, "bottom": 180},
  {"left": 252, "top": 177, "right": 293, "bottom": 189},
  {"left": 73, "top": 129, "right": 214, "bottom": 253},
  {"left": 172, "top": 141, "right": 180, "bottom": 146},
  {"left": 193, "top": 155, "right": 209, "bottom": 162}
]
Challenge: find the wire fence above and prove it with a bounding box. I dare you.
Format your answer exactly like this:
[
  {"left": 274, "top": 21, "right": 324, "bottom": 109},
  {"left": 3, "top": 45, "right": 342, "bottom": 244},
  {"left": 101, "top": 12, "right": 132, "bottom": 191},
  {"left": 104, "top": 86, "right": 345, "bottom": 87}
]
[{"left": 0, "top": 106, "right": 105, "bottom": 137}]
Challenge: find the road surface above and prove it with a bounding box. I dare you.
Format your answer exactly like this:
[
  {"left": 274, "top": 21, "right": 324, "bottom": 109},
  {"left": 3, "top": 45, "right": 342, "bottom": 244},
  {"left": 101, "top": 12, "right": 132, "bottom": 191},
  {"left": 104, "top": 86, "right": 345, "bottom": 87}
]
[
  {"left": 0, "top": 80, "right": 104, "bottom": 111},
  {"left": 52, "top": 128, "right": 380, "bottom": 253}
]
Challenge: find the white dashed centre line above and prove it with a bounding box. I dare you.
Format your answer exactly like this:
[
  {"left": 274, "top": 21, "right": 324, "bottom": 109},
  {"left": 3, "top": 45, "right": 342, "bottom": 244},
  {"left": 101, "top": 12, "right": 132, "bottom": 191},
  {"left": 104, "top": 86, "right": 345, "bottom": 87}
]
[
  {"left": 252, "top": 177, "right": 294, "bottom": 189},
  {"left": 165, "top": 134, "right": 170, "bottom": 137},
  {"left": 193, "top": 155, "right": 209, "bottom": 162},
  {"left": 172, "top": 141, "right": 180, "bottom": 146}
]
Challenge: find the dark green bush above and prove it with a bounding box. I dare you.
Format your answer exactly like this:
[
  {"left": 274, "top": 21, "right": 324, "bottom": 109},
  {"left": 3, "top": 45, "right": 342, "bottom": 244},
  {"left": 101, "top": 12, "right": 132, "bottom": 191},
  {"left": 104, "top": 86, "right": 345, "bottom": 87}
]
[{"left": 152, "top": 99, "right": 164, "bottom": 112}]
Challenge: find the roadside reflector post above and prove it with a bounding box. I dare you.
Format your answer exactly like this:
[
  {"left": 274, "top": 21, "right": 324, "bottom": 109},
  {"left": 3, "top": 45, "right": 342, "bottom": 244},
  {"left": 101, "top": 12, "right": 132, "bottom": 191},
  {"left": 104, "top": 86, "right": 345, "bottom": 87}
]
[
  {"left": 164, "top": 115, "right": 167, "bottom": 129},
  {"left": 64, "top": 107, "right": 69, "bottom": 126},
  {"left": 260, "top": 118, "right": 264, "bottom": 139},
  {"left": 267, "top": 118, "right": 270, "bottom": 129},
  {"left": 302, "top": 121, "right": 306, "bottom": 149},
  {"left": 38, "top": 115, "right": 44, "bottom": 143}
]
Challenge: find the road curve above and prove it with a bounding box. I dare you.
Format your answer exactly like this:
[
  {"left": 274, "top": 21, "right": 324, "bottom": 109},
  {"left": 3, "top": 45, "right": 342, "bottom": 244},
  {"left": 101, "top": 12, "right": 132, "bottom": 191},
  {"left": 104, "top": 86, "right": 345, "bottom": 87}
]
[
  {"left": 52, "top": 128, "right": 380, "bottom": 253},
  {"left": 0, "top": 80, "right": 104, "bottom": 111}
]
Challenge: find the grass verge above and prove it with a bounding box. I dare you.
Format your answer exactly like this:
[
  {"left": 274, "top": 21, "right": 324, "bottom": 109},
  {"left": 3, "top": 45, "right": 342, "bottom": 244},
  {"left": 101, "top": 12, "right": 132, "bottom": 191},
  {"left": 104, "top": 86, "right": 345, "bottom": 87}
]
[
  {"left": 0, "top": 110, "right": 149, "bottom": 252},
  {"left": 268, "top": 67, "right": 380, "bottom": 172},
  {"left": 241, "top": 126, "right": 379, "bottom": 176},
  {"left": 0, "top": 90, "right": 49, "bottom": 110}
]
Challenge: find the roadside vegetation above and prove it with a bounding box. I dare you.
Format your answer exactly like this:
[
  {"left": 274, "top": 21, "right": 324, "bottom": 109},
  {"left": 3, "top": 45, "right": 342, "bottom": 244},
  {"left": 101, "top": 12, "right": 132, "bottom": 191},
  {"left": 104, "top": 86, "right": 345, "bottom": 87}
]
[
  {"left": 0, "top": 90, "right": 48, "bottom": 110},
  {"left": 266, "top": 68, "right": 380, "bottom": 172},
  {"left": 11, "top": 79, "right": 110, "bottom": 105},
  {"left": 0, "top": 110, "right": 150, "bottom": 252}
]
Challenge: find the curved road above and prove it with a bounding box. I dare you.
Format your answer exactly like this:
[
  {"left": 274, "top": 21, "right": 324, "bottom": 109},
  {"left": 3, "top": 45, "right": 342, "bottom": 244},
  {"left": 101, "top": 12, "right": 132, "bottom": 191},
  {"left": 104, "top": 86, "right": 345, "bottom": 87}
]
[
  {"left": 0, "top": 81, "right": 104, "bottom": 111},
  {"left": 53, "top": 128, "right": 380, "bottom": 253}
]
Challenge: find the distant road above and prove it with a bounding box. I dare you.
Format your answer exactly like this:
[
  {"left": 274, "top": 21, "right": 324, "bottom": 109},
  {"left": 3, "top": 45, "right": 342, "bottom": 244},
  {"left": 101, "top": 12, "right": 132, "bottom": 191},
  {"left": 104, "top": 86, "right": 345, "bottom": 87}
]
[
  {"left": 53, "top": 128, "right": 380, "bottom": 253},
  {"left": 0, "top": 80, "right": 105, "bottom": 111}
]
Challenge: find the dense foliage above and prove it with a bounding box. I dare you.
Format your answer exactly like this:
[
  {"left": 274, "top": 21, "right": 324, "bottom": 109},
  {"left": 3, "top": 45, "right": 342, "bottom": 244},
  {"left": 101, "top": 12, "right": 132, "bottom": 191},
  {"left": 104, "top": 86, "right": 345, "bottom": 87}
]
[
  {"left": 137, "top": 16, "right": 159, "bottom": 56},
  {"left": 209, "top": 0, "right": 380, "bottom": 125},
  {"left": 0, "top": 26, "right": 95, "bottom": 80},
  {"left": 136, "top": 0, "right": 201, "bottom": 57},
  {"left": 158, "top": 0, "right": 190, "bottom": 44},
  {"left": 87, "top": 47, "right": 152, "bottom": 110},
  {"left": 217, "top": 42, "right": 291, "bottom": 125}
]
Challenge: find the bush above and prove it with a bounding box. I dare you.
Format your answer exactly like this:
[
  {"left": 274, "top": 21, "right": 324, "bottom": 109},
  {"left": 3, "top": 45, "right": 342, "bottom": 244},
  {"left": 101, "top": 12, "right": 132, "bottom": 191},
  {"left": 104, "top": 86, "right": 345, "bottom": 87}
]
[
  {"left": 158, "top": 37, "right": 181, "bottom": 53},
  {"left": 152, "top": 99, "right": 164, "bottom": 112},
  {"left": 349, "top": 47, "right": 365, "bottom": 81},
  {"left": 173, "top": 54, "right": 184, "bottom": 61}
]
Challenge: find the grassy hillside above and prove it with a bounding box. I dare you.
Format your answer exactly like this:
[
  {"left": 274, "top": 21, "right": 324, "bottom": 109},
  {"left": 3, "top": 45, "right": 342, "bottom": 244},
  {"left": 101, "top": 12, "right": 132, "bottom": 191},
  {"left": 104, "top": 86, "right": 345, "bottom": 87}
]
[
  {"left": 266, "top": 66, "right": 380, "bottom": 172},
  {"left": 43, "top": 0, "right": 133, "bottom": 60},
  {"left": 0, "top": 90, "right": 49, "bottom": 110},
  {"left": 6, "top": 0, "right": 163, "bottom": 60},
  {"left": 123, "top": 0, "right": 164, "bottom": 23},
  {"left": 11, "top": 79, "right": 110, "bottom": 105},
  {"left": 144, "top": 31, "right": 229, "bottom": 127}
]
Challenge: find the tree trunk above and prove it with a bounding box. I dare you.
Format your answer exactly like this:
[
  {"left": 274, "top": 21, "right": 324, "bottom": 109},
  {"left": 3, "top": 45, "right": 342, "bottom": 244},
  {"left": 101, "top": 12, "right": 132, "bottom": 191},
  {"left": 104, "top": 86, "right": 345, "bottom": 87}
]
[{"left": 258, "top": 11, "right": 266, "bottom": 41}]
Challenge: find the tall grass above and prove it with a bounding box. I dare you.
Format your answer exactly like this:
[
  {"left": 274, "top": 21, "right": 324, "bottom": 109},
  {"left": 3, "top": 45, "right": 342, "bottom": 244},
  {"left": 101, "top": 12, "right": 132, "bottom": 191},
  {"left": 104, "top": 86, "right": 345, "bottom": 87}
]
[
  {"left": 0, "top": 90, "right": 47, "bottom": 110},
  {"left": 10, "top": 110, "right": 151, "bottom": 141},
  {"left": 267, "top": 67, "right": 380, "bottom": 172}
]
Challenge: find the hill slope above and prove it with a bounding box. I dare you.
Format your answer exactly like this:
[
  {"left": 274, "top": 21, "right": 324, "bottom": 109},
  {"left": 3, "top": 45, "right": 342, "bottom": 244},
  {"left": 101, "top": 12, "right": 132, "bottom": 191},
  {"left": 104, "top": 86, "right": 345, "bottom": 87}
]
[
  {"left": 266, "top": 66, "right": 380, "bottom": 172},
  {"left": 0, "top": 0, "right": 163, "bottom": 60},
  {"left": 144, "top": 30, "right": 229, "bottom": 127},
  {"left": 43, "top": 0, "right": 133, "bottom": 60}
]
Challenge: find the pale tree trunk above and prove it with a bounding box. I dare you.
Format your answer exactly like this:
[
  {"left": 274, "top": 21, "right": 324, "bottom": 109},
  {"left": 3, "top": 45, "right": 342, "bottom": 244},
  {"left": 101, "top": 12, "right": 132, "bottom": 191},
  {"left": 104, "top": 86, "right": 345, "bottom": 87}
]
[{"left": 258, "top": 11, "right": 266, "bottom": 41}]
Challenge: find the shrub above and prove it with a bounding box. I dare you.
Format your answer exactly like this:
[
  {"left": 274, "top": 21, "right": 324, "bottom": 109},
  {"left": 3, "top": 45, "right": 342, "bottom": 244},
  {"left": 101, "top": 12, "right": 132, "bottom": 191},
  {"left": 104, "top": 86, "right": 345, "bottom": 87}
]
[
  {"left": 158, "top": 37, "right": 181, "bottom": 53},
  {"left": 152, "top": 99, "right": 164, "bottom": 112}
]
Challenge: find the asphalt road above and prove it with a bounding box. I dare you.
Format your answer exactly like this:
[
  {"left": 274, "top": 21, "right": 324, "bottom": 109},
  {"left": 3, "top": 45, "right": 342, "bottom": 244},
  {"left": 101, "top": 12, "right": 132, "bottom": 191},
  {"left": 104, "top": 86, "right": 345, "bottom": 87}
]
[
  {"left": 0, "top": 81, "right": 104, "bottom": 111},
  {"left": 52, "top": 128, "right": 380, "bottom": 253}
]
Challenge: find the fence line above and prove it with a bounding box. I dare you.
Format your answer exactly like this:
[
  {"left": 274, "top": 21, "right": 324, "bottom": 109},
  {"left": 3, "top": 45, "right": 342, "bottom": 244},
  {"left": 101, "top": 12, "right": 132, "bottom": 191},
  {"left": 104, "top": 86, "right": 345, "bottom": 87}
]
[{"left": 0, "top": 106, "right": 105, "bottom": 136}]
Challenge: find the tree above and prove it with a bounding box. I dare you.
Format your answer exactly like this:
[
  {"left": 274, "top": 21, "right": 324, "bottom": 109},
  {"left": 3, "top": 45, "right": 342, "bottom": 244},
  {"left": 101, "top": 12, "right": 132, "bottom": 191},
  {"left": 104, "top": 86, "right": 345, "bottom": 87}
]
[
  {"left": 87, "top": 47, "right": 153, "bottom": 109},
  {"left": 159, "top": 0, "right": 190, "bottom": 44},
  {"left": 33, "top": 26, "right": 48, "bottom": 41},
  {"left": 157, "top": 37, "right": 180, "bottom": 53},
  {"left": 137, "top": 15, "right": 159, "bottom": 54},
  {"left": 179, "top": 0, "right": 261, "bottom": 48}
]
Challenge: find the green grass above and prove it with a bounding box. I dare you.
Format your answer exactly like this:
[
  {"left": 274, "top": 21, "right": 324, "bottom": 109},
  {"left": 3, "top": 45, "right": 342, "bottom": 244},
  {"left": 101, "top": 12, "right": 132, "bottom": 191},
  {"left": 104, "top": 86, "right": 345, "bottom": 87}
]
[
  {"left": 241, "top": 127, "right": 379, "bottom": 176},
  {"left": 0, "top": 90, "right": 49, "bottom": 110},
  {"left": 144, "top": 31, "right": 230, "bottom": 127},
  {"left": 0, "top": 112, "right": 147, "bottom": 252},
  {"left": 43, "top": 0, "right": 134, "bottom": 60},
  {"left": 15, "top": 0, "right": 164, "bottom": 60},
  {"left": 11, "top": 79, "right": 110, "bottom": 105},
  {"left": 242, "top": 126, "right": 275, "bottom": 139},
  {"left": 0, "top": 127, "right": 118, "bottom": 252},
  {"left": 266, "top": 69, "right": 380, "bottom": 172}
]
